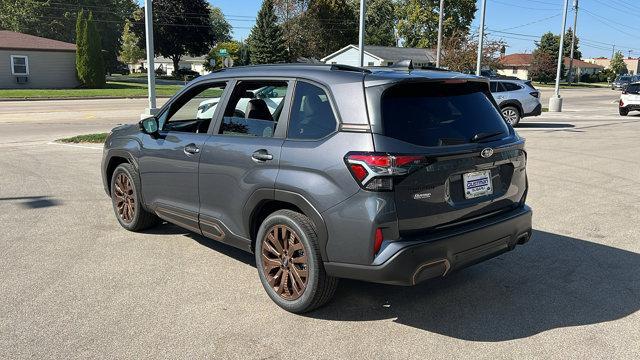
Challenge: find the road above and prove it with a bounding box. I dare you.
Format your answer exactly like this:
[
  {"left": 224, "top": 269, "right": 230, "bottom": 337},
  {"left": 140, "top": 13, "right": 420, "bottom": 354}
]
[{"left": 0, "top": 88, "right": 639, "bottom": 359}]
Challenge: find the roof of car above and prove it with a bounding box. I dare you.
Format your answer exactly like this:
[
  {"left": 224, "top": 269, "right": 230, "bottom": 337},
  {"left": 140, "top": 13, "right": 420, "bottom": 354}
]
[{"left": 196, "top": 63, "right": 482, "bottom": 85}]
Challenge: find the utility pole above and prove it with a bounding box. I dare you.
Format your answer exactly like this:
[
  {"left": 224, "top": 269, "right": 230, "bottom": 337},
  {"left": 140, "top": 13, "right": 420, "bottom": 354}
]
[
  {"left": 567, "top": 0, "right": 578, "bottom": 84},
  {"left": 476, "top": 0, "right": 487, "bottom": 76},
  {"left": 611, "top": 44, "right": 615, "bottom": 62},
  {"left": 358, "top": 0, "right": 366, "bottom": 67},
  {"left": 549, "top": 0, "right": 570, "bottom": 112},
  {"left": 143, "top": 0, "right": 157, "bottom": 118},
  {"left": 436, "top": 0, "right": 444, "bottom": 68}
]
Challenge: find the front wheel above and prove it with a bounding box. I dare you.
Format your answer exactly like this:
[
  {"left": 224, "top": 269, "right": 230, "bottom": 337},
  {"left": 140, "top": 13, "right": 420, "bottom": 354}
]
[
  {"left": 110, "top": 163, "right": 159, "bottom": 231},
  {"left": 501, "top": 106, "right": 521, "bottom": 126},
  {"left": 255, "top": 210, "right": 338, "bottom": 313}
]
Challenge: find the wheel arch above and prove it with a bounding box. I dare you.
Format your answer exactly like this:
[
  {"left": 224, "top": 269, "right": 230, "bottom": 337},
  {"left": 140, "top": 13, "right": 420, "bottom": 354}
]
[
  {"left": 244, "top": 189, "right": 329, "bottom": 259},
  {"left": 500, "top": 100, "right": 524, "bottom": 116}
]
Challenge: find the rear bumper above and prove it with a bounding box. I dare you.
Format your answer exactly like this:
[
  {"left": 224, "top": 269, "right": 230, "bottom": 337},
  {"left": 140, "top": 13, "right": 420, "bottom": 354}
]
[
  {"left": 620, "top": 104, "right": 640, "bottom": 111},
  {"left": 524, "top": 103, "right": 542, "bottom": 117},
  {"left": 324, "top": 205, "right": 532, "bottom": 285}
]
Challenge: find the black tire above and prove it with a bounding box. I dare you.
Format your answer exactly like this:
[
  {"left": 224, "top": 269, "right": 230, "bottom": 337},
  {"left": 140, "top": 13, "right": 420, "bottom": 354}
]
[
  {"left": 619, "top": 108, "right": 629, "bottom": 116},
  {"left": 501, "top": 106, "right": 521, "bottom": 126},
  {"left": 255, "top": 209, "right": 338, "bottom": 313},
  {"left": 110, "top": 163, "right": 159, "bottom": 231}
]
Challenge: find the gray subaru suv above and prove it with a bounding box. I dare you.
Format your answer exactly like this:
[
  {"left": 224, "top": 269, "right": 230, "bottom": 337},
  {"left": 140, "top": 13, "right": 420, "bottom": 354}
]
[{"left": 102, "top": 64, "right": 532, "bottom": 313}]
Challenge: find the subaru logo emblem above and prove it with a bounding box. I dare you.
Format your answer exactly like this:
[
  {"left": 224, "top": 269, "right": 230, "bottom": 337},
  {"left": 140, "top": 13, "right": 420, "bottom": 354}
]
[{"left": 480, "top": 148, "right": 494, "bottom": 158}]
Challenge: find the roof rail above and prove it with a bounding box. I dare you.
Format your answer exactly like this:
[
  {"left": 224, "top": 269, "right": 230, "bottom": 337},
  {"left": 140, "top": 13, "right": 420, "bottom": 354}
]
[{"left": 330, "top": 64, "right": 371, "bottom": 74}]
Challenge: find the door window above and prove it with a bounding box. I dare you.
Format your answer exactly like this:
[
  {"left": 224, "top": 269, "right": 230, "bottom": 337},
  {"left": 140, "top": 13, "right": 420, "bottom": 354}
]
[
  {"left": 491, "top": 82, "right": 506, "bottom": 93},
  {"left": 219, "top": 80, "right": 289, "bottom": 138},
  {"left": 160, "top": 82, "right": 226, "bottom": 133},
  {"left": 287, "top": 82, "right": 337, "bottom": 140}
]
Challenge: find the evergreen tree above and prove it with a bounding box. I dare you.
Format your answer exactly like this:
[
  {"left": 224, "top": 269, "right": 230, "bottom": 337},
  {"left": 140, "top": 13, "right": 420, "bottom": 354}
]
[
  {"left": 610, "top": 51, "right": 628, "bottom": 75},
  {"left": 248, "top": 0, "right": 288, "bottom": 64},
  {"left": 75, "top": 10, "right": 88, "bottom": 85},
  {"left": 84, "top": 12, "right": 106, "bottom": 88}
]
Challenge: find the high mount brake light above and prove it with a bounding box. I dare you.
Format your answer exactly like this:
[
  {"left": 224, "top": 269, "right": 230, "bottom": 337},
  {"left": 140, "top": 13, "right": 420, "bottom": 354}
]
[{"left": 345, "top": 153, "right": 425, "bottom": 191}]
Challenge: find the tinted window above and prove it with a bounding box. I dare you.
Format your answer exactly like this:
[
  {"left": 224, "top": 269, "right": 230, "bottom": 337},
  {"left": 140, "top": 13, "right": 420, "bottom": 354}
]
[
  {"left": 219, "top": 81, "right": 288, "bottom": 138},
  {"left": 160, "top": 82, "right": 226, "bottom": 133},
  {"left": 381, "top": 82, "right": 509, "bottom": 147},
  {"left": 620, "top": 76, "right": 631, "bottom": 82},
  {"left": 288, "top": 82, "right": 337, "bottom": 140},
  {"left": 626, "top": 84, "right": 640, "bottom": 94},
  {"left": 502, "top": 82, "right": 522, "bottom": 91}
]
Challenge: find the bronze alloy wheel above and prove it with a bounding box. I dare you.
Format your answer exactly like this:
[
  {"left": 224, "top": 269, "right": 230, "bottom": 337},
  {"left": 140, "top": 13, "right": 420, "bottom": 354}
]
[
  {"left": 114, "top": 172, "right": 135, "bottom": 223},
  {"left": 261, "top": 225, "right": 309, "bottom": 300}
]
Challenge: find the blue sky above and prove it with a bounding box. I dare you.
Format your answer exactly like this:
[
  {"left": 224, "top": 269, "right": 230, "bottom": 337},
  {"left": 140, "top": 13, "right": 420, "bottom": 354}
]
[{"left": 210, "top": 0, "right": 639, "bottom": 59}]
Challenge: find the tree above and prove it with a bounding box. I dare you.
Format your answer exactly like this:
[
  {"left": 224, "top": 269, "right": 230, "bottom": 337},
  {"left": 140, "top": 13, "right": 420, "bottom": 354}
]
[
  {"left": 204, "top": 41, "right": 244, "bottom": 71},
  {"left": 535, "top": 30, "right": 580, "bottom": 59},
  {"left": 610, "top": 51, "right": 628, "bottom": 75},
  {"left": 118, "top": 20, "right": 145, "bottom": 70},
  {"left": 303, "top": 0, "right": 358, "bottom": 59},
  {"left": 76, "top": 10, "right": 88, "bottom": 85},
  {"left": 0, "top": 0, "right": 137, "bottom": 72},
  {"left": 365, "top": 0, "right": 397, "bottom": 47},
  {"left": 209, "top": 6, "right": 232, "bottom": 43},
  {"left": 84, "top": 12, "right": 106, "bottom": 88},
  {"left": 396, "top": 0, "right": 476, "bottom": 48},
  {"left": 248, "top": 0, "right": 288, "bottom": 64},
  {"left": 133, "top": 0, "right": 219, "bottom": 75},
  {"left": 529, "top": 50, "right": 557, "bottom": 84},
  {"left": 441, "top": 31, "right": 505, "bottom": 73}
]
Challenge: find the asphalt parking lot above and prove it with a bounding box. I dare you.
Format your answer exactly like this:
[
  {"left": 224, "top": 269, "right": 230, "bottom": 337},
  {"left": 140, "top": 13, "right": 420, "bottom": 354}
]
[{"left": 1, "top": 88, "right": 639, "bottom": 359}]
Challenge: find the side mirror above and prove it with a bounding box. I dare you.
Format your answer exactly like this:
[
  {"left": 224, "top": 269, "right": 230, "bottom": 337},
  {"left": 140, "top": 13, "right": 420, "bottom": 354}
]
[{"left": 139, "top": 117, "right": 159, "bottom": 136}]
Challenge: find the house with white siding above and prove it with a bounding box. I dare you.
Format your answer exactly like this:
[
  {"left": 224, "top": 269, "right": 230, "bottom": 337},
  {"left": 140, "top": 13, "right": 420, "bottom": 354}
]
[
  {"left": 0, "top": 31, "right": 78, "bottom": 89},
  {"left": 321, "top": 45, "right": 436, "bottom": 68}
]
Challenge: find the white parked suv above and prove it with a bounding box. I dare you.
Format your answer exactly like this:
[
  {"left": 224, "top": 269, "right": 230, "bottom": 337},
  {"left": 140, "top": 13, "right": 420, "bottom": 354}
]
[
  {"left": 619, "top": 82, "right": 640, "bottom": 116},
  {"left": 489, "top": 79, "right": 542, "bottom": 126}
]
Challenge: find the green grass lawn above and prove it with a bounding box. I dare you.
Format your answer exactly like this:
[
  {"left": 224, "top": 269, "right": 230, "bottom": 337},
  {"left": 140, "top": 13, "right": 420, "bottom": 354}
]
[
  {"left": 533, "top": 82, "right": 610, "bottom": 89},
  {"left": 0, "top": 81, "right": 183, "bottom": 99},
  {"left": 58, "top": 133, "right": 109, "bottom": 143}
]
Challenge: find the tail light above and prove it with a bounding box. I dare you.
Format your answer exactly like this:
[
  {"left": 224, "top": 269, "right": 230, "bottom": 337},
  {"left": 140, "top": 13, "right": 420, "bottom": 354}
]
[
  {"left": 345, "top": 152, "right": 425, "bottom": 191},
  {"left": 620, "top": 99, "right": 625, "bottom": 107},
  {"left": 529, "top": 91, "right": 539, "bottom": 98},
  {"left": 374, "top": 228, "right": 384, "bottom": 255}
]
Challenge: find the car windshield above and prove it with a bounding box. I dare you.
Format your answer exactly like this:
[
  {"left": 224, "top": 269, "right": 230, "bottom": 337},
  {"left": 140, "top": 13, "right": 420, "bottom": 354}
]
[
  {"left": 620, "top": 76, "right": 631, "bottom": 82},
  {"left": 380, "top": 81, "right": 509, "bottom": 147}
]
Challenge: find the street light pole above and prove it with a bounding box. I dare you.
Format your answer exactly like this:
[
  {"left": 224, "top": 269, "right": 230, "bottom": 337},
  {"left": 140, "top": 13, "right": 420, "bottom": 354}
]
[
  {"left": 143, "top": 0, "right": 157, "bottom": 117},
  {"left": 358, "top": 0, "right": 366, "bottom": 67},
  {"left": 549, "top": 0, "right": 570, "bottom": 112},
  {"left": 567, "top": 0, "right": 578, "bottom": 84},
  {"left": 476, "top": 0, "right": 487, "bottom": 76},
  {"left": 436, "top": 0, "right": 444, "bottom": 68}
]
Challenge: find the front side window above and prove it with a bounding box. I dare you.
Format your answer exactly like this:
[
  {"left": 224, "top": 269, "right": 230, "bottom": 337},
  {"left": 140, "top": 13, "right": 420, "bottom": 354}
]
[
  {"left": 159, "top": 82, "right": 226, "bottom": 133},
  {"left": 11, "top": 55, "right": 28, "bottom": 75},
  {"left": 219, "top": 80, "right": 289, "bottom": 138},
  {"left": 287, "top": 82, "right": 337, "bottom": 140}
]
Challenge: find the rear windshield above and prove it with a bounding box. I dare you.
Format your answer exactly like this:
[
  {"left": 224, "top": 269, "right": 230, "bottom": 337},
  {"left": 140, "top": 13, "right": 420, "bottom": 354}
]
[
  {"left": 626, "top": 84, "right": 640, "bottom": 93},
  {"left": 380, "top": 82, "right": 509, "bottom": 147}
]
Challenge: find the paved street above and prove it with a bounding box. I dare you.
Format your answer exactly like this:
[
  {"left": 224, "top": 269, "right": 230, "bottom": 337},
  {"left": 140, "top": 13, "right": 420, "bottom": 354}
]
[{"left": 1, "top": 88, "right": 639, "bottom": 359}]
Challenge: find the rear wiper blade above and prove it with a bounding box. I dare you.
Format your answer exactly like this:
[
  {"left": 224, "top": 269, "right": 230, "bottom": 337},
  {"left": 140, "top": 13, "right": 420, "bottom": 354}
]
[{"left": 470, "top": 131, "right": 505, "bottom": 143}]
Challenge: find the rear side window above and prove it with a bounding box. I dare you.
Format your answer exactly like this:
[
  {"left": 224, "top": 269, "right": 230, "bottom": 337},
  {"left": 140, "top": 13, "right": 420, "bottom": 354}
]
[
  {"left": 502, "top": 82, "right": 522, "bottom": 91},
  {"left": 287, "top": 81, "right": 337, "bottom": 140},
  {"left": 380, "top": 82, "right": 509, "bottom": 147}
]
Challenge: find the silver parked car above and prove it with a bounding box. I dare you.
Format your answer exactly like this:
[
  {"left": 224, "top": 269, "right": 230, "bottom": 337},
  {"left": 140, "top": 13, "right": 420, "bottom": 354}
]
[{"left": 490, "top": 79, "right": 542, "bottom": 126}]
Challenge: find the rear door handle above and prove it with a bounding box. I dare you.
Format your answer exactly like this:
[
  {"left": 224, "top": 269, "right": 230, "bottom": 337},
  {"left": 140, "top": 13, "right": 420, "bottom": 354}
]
[
  {"left": 184, "top": 143, "right": 200, "bottom": 155},
  {"left": 252, "top": 149, "right": 273, "bottom": 162}
]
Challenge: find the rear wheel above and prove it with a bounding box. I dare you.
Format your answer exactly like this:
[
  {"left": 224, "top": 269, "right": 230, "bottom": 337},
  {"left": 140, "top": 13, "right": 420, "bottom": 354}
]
[
  {"left": 619, "top": 107, "right": 629, "bottom": 116},
  {"left": 255, "top": 210, "right": 338, "bottom": 313},
  {"left": 110, "top": 163, "right": 159, "bottom": 231},
  {"left": 501, "top": 106, "right": 521, "bottom": 126}
]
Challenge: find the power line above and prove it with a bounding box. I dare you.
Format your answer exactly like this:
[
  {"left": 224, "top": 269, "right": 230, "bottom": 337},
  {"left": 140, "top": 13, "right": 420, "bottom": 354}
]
[
  {"left": 496, "top": 13, "right": 562, "bottom": 31},
  {"left": 488, "top": 0, "right": 562, "bottom": 11}
]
